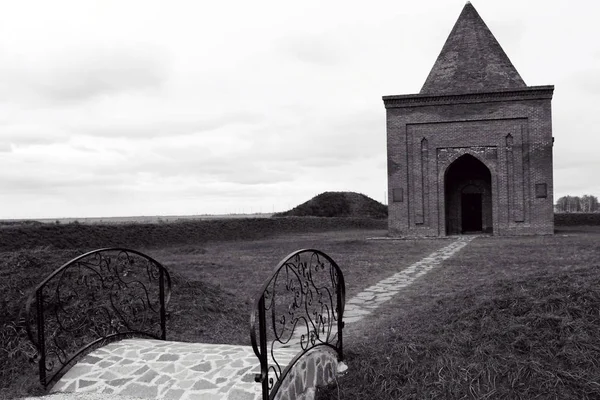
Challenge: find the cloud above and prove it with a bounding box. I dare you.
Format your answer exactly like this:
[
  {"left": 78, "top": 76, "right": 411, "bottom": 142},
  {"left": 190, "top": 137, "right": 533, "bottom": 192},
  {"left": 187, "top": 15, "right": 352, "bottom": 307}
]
[
  {"left": 2, "top": 122, "right": 70, "bottom": 146},
  {"left": 0, "top": 44, "right": 170, "bottom": 104},
  {"left": 0, "top": 171, "right": 123, "bottom": 194},
  {"left": 17, "top": 109, "right": 384, "bottom": 190},
  {"left": 216, "top": 167, "right": 295, "bottom": 186},
  {"left": 244, "top": 109, "right": 385, "bottom": 169},
  {"left": 106, "top": 142, "right": 297, "bottom": 186},
  {"left": 74, "top": 112, "right": 264, "bottom": 139},
  {"left": 42, "top": 46, "right": 169, "bottom": 101},
  {"left": 279, "top": 33, "right": 347, "bottom": 66},
  {"left": 6, "top": 130, "right": 297, "bottom": 190},
  {"left": 569, "top": 68, "right": 600, "bottom": 96},
  {"left": 0, "top": 0, "right": 598, "bottom": 218},
  {"left": 554, "top": 165, "right": 600, "bottom": 198},
  {"left": 485, "top": 17, "right": 527, "bottom": 51}
]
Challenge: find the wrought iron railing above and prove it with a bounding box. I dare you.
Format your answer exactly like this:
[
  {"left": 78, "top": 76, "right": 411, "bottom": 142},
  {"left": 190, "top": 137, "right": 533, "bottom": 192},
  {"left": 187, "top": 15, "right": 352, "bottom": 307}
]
[
  {"left": 250, "top": 249, "right": 345, "bottom": 400},
  {"left": 25, "top": 248, "right": 171, "bottom": 388}
]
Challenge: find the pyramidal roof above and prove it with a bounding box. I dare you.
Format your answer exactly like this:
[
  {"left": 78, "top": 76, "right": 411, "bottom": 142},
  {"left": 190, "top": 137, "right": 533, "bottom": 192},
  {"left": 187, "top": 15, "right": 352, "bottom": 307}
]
[{"left": 420, "top": 2, "right": 526, "bottom": 94}]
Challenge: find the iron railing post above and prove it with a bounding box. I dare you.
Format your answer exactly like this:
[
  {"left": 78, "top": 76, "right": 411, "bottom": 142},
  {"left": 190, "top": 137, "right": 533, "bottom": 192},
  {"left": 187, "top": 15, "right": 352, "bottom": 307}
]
[
  {"left": 36, "top": 290, "right": 46, "bottom": 387},
  {"left": 251, "top": 249, "right": 346, "bottom": 399},
  {"left": 337, "top": 277, "right": 344, "bottom": 361},
  {"left": 159, "top": 266, "right": 166, "bottom": 340},
  {"left": 257, "top": 296, "right": 269, "bottom": 400}
]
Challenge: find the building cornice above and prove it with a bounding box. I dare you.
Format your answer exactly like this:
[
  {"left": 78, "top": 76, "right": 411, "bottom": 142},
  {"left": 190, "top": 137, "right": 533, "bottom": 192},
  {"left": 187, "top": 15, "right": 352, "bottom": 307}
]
[{"left": 382, "top": 85, "right": 554, "bottom": 109}]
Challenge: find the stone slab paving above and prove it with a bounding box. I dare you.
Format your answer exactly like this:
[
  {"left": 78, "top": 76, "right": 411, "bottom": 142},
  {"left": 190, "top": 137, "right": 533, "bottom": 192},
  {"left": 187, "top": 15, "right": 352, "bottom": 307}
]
[
  {"left": 23, "top": 393, "right": 148, "bottom": 400},
  {"left": 272, "top": 236, "right": 474, "bottom": 348},
  {"left": 25, "top": 236, "right": 474, "bottom": 400},
  {"left": 343, "top": 236, "right": 475, "bottom": 324},
  {"left": 46, "top": 340, "right": 297, "bottom": 400}
]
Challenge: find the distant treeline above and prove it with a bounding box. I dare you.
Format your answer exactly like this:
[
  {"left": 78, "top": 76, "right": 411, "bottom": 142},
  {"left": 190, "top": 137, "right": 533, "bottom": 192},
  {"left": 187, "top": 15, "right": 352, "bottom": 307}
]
[{"left": 555, "top": 195, "right": 599, "bottom": 213}]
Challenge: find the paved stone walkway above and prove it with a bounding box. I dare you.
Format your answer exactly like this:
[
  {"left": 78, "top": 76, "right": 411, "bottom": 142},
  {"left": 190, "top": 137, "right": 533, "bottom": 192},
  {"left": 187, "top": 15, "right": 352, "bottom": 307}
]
[
  {"left": 49, "top": 340, "right": 297, "bottom": 400},
  {"left": 343, "top": 236, "right": 475, "bottom": 324},
  {"left": 30, "top": 236, "right": 474, "bottom": 400}
]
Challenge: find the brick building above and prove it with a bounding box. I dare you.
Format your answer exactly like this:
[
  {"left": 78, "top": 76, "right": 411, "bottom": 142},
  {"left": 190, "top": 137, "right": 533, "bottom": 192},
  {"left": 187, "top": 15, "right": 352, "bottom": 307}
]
[{"left": 384, "top": 2, "right": 554, "bottom": 236}]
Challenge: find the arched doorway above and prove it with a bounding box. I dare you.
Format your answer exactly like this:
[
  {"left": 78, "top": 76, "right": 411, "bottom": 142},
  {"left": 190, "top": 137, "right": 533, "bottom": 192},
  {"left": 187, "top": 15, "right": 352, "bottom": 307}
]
[{"left": 444, "top": 154, "right": 493, "bottom": 235}]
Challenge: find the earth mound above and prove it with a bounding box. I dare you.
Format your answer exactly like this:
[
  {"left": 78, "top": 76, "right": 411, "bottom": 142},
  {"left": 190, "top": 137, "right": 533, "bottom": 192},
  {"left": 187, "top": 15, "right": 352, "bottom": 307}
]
[{"left": 273, "top": 191, "right": 387, "bottom": 219}]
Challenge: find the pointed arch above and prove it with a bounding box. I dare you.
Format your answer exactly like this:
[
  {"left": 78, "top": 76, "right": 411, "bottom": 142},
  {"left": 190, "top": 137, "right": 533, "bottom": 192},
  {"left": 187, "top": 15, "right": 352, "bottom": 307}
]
[{"left": 444, "top": 154, "right": 493, "bottom": 235}]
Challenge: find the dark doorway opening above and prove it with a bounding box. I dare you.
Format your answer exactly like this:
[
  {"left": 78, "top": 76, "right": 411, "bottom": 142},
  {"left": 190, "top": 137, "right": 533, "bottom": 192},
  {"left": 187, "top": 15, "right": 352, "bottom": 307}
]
[
  {"left": 444, "top": 154, "right": 493, "bottom": 235},
  {"left": 461, "top": 193, "right": 482, "bottom": 232}
]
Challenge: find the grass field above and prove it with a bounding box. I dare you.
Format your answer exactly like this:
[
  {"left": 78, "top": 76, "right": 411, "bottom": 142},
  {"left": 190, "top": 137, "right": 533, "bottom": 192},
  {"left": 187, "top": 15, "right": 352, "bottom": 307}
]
[
  {"left": 0, "top": 213, "right": 275, "bottom": 225},
  {"left": 0, "top": 217, "right": 386, "bottom": 251},
  {"left": 0, "top": 228, "right": 444, "bottom": 399},
  {"left": 317, "top": 225, "right": 600, "bottom": 399},
  {"left": 2, "top": 224, "right": 599, "bottom": 399}
]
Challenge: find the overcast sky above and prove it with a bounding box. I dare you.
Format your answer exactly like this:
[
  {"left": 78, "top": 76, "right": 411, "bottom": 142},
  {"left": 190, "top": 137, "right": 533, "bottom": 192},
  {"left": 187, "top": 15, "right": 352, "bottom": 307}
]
[{"left": 1, "top": 0, "right": 598, "bottom": 219}]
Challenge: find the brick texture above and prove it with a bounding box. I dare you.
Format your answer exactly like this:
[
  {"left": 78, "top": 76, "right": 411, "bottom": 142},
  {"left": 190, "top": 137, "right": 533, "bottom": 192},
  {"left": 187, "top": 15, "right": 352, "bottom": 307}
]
[
  {"left": 384, "top": 89, "right": 554, "bottom": 237},
  {"left": 421, "top": 2, "right": 526, "bottom": 94},
  {"left": 383, "top": 4, "right": 554, "bottom": 237}
]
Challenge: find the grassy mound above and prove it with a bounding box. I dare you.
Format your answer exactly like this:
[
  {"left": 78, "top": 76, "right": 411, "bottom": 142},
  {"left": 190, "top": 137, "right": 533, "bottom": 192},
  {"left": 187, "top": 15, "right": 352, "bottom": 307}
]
[{"left": 273, "top": 191, "right": 387, "bottom": 219}]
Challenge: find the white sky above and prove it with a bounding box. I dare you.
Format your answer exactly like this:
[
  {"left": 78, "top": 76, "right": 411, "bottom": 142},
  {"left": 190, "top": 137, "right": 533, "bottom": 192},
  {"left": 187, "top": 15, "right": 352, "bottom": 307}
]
[{"left": 1, "top": 0, "right": 598, "bottom": 218}]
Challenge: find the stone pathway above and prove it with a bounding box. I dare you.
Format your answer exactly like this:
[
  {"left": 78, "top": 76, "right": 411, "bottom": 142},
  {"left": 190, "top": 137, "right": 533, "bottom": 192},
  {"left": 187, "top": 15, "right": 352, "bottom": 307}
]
[
  {"left": 343, "top": 235, "right": 475, "bottom": 324},
  {"left": 48, "top": 340, "right": 297, "bottom": 400},
  {"left": 29, "top": 236, "right": 474, "bottom": 400}
]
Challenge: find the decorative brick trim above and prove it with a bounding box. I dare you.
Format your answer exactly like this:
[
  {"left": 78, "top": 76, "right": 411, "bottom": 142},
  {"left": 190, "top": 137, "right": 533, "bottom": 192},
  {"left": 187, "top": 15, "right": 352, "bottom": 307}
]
[{"left": 382, "top": 86, "right": 554, "bottom": 109}]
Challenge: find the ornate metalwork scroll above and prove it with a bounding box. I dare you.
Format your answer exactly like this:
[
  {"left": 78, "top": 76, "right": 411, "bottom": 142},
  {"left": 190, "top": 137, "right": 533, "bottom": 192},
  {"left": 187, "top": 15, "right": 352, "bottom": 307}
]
[
  {"left": 25, "top": 248, "right": 171, "bottom": 388},
  {"left": 250, "top": 249, "right": 345, "bottom": 400}
]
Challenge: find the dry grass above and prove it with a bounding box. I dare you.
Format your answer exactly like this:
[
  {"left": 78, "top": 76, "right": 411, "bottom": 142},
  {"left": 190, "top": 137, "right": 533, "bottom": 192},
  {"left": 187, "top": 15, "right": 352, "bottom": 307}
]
[
  {"left": 149, "top": 230, "right": 446, "bottom": 301},
  {"left": 317, "top": 226, "right": 600, "bottom": 399},
  {"left": 7, "top": 224, "right": 597, "bottom": 400},
  {"left": 0, "top": 228, "right": 443, "bottom": 399},
  {"left": 0, "top": 217, "right": 386, "bottom": 252}
]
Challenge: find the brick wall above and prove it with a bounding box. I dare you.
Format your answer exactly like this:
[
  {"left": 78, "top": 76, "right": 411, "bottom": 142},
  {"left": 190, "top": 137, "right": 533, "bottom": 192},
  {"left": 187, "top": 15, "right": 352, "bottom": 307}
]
[{"left": 384, "top": 87, "right": 554, "bottom": 236}]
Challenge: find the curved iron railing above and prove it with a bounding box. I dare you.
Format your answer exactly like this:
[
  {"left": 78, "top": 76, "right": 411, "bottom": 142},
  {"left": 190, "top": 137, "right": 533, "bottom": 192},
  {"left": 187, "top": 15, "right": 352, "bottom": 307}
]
[
  {"left": 25, "top": 248, "right": 171, "bottom": 388},
  {"left": 250, "top": 249, "right": 345, "bottom": 400}
]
